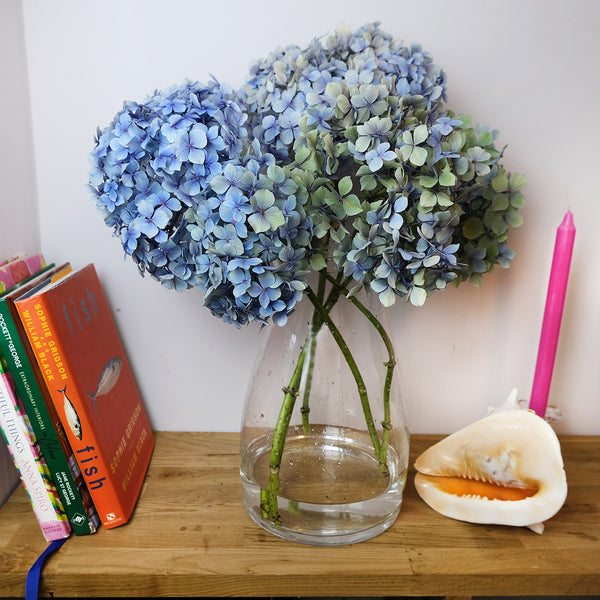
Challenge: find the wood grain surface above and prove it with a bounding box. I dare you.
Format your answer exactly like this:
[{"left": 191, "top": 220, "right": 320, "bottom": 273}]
[{"left": 1, "top": 432, "right": 598, "bottom": 598}]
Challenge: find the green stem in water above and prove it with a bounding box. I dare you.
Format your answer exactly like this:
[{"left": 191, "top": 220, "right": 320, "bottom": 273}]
[
  {"left": 260, "top": 344, "right": 307, "bottom": 524},
  {"left": 261, "top": 274, "right": 397, "bottom": 523},
  {"left": 347, "top": 296, "right": 395, "bottom": 466},
  {"left": 305, "top": 286, "right": 384, "bottom": 468},
  {"left": 324, "top": 274, "right": 396, "bottom": 472}
]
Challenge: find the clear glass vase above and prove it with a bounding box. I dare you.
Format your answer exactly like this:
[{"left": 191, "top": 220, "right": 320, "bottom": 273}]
[{"left": 240, "top": 280, "right": 409, "bottom": 545}]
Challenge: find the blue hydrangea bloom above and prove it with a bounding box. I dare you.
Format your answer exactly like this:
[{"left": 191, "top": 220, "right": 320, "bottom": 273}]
[{"left": 89, "top": 23, "right": 523, "bottom": 324}]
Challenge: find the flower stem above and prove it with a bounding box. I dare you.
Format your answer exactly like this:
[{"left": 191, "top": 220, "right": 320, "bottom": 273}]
[
  {"left": 300, "top": 271, "right": 327, "bottom": 433},
  {"left": 324, "top": 273, "right": 353, "bottom": 312},
  {"left": 305, "top": 286, "right": 384, "bottom": 468},
  {"left": 324, "top": 274, "right": 396, "bottom": 473},
  {"left": 261, "top": 344, "right": 307, "bottom": 524},
  {"left": 347, "top": 295, "right": 395, "bottom": 466},
  {"left": 261, "top": 276, "right": 396, "bottom": 523},
  {"left": 300, "top": 331, "right": 315, "bottom": 434}
]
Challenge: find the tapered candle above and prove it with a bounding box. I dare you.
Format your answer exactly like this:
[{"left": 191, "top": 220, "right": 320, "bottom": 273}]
[{"left": 530, "top": 210, "right": 576, "bottom": 417}]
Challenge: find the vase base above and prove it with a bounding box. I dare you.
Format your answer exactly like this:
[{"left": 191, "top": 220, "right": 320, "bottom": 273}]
[
  {"left": 240, "top": 425, "right": 407, "bottom": 546},
  {"left": 243, "top": 498, "right": 402, "bottom": 546}
]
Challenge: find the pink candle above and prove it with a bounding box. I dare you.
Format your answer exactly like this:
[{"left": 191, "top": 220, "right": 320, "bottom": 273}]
[{"left": 530, "top": 210, "right": 576, "bottom": 417}]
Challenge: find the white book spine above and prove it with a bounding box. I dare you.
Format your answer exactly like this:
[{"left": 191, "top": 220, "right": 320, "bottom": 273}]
[{"left": 0, "top": 370, "right": 70, "bottom": 541}]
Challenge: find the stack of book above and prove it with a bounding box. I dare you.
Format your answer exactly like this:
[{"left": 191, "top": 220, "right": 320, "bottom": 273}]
[{"left": 0, "top": 256, "right": 155, "bottom": 541}]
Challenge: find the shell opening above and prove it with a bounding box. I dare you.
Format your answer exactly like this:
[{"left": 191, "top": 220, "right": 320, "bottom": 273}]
[{"left": 417, "top": 473, "right": 538, "bottom": 501}]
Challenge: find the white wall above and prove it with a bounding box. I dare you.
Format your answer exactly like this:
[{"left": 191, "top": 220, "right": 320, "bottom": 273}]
[
  {"left": 18, "top": 0, "right": 600, "bottom": 435},
  {"left": 0, "top": 0, "right": 39, "bottom": 504}
]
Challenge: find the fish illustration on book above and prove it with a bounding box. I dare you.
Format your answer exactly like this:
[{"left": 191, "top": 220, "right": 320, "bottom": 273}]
[
  {"left": 58, "top": 386, "right": 82, "bottom": 440},
  {"left": 87, "top": 357, "right": 122, "bottom": 412}
]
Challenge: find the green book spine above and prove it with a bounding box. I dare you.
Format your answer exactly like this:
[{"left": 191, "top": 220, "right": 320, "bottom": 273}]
[{"left": 0, "top": 298, "right": 99, "bottom": 535}]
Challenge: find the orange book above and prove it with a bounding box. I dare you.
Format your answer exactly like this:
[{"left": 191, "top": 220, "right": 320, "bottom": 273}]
[{"left": 15, "top": 264, "right": 154, "bottom": 529}]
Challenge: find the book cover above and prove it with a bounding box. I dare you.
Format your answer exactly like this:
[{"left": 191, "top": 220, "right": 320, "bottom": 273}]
[
  {"left": 0, "top": 358, "right": 71, "bottom": 541},
  {"left": 15, "top": 264, "right": 155, "bottom": 529},
  {"left": 0, "top": 254, "right": 47, "bottom": 294},
  {"left": 0, "top": 264, "right": 100, "bottom": 535}
]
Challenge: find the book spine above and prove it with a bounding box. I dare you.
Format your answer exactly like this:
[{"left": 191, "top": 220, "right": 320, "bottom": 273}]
[
  {"left": 0, "top": 364, "right": 71, "bottom": 541},
  {"left": 16, "top": 296, "right": 127, "bottom": 528},
  {"left": 0, "top": 302, "right": 99, "bottom": 535}
]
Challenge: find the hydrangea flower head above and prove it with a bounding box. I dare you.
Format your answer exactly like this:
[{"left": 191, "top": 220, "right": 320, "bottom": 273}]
[{"left": 89, "top": 23, "right": 524, "bottom": 325}]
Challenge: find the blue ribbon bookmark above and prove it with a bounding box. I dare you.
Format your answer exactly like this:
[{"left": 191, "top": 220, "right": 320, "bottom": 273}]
[{"left": 25, "top": 537, "right": 68, "bottom": 600}]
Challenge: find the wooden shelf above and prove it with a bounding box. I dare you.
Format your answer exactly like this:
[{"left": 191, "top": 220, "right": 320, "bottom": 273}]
[{"left": 1, "top": 432, "right": 599, "bottom": 598}]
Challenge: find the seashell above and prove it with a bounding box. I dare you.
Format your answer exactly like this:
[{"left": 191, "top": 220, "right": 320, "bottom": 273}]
[{"left": 414, "top": 390, "right": 567, "bottom": 533}]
